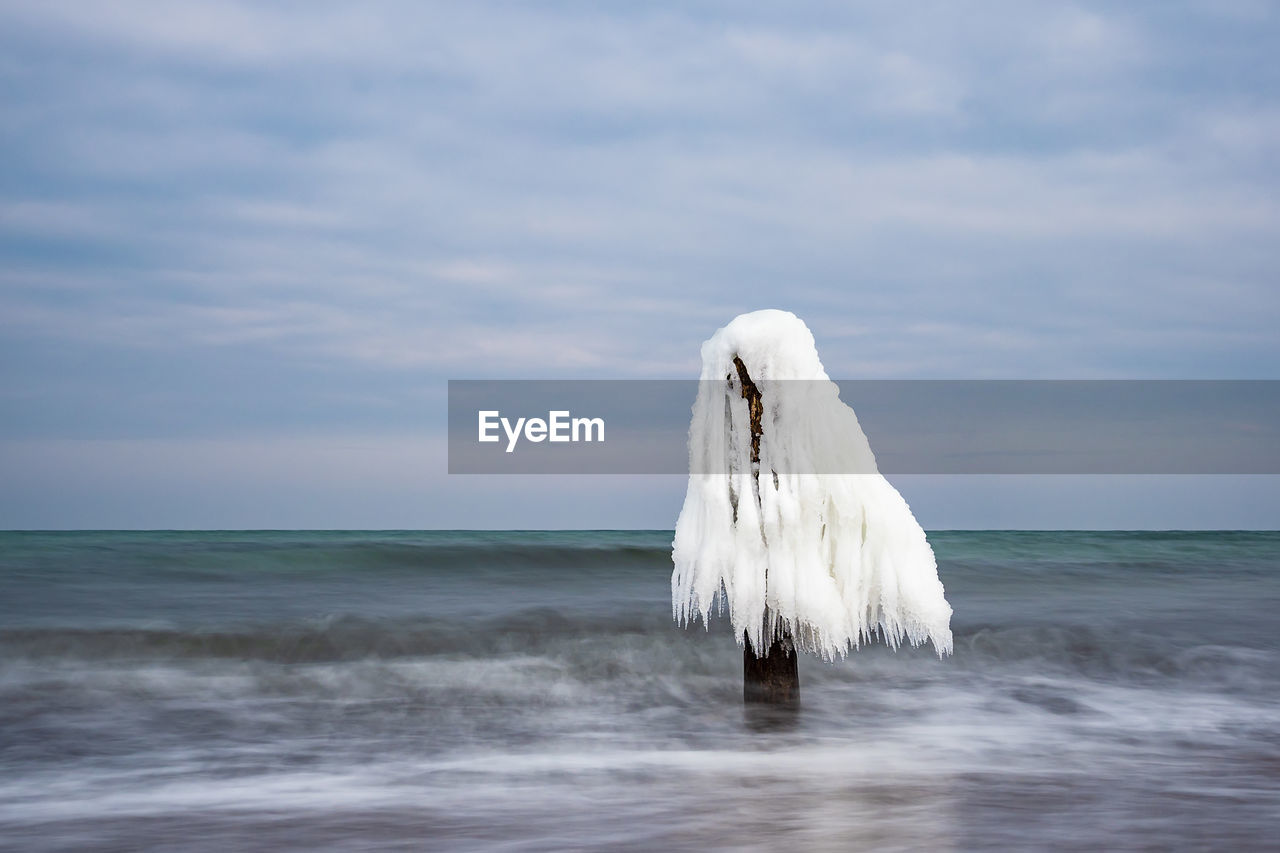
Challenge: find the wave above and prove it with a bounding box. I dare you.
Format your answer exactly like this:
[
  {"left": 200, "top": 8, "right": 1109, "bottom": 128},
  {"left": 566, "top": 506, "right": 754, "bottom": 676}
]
[
  {"left": 953, "top": 622, "right": 1278, "bottom": 688},
  {"left": 2, "top": 611, "right": 1274, "bottom": 693},
  {"left": 0, "top": 609, "right": 672, "bottom": 664}
]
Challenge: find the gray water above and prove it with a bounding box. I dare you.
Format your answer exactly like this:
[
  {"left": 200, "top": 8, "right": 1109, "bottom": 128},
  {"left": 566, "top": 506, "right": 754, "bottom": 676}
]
[{"left": 1, "top": 530, "right": 1277, "bottom": 851}]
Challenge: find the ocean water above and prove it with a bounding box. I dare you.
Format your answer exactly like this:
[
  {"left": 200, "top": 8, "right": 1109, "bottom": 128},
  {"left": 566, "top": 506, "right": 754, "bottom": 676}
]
[{"left": 1, "top": 530, "right": 1277, "bottom": 852}]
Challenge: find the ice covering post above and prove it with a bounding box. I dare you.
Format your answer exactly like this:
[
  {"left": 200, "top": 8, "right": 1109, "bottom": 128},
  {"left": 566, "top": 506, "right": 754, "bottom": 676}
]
[{"left": 671, "top": 310, "right": 953, "bottom": 702}]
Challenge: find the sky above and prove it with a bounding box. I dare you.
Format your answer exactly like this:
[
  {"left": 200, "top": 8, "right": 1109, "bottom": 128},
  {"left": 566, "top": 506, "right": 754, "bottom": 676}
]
[{"left": 1, "top": 0, "right": 1278, "bottom": 529}]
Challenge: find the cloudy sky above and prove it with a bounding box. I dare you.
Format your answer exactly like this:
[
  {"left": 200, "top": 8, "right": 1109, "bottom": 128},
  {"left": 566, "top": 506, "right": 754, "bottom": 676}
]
[{"left": 1, "top": 0, "right": 1277, "bottom": 528}]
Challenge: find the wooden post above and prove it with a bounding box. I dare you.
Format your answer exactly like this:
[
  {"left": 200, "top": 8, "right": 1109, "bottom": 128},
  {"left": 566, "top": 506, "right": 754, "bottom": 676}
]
[
  {"left": 743, "top": 620, "right": 800, "bottom": 705},
  {"left": 733, "top": 355, "right": 800, "bottom": 707}
]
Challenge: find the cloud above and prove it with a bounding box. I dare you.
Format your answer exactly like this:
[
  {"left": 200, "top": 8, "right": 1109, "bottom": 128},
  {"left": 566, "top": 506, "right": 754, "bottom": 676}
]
[
  {"left": 0, "top": 0, "right": 1277, "bottom": 524},
  {"left": 0, "top": 435, "right": 688, "bottom": 529}
]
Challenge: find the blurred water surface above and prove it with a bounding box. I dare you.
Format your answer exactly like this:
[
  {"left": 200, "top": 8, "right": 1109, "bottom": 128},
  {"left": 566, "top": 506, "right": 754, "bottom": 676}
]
[{"left": 1, "top": 530, "right": 1277, "bottom": 851}]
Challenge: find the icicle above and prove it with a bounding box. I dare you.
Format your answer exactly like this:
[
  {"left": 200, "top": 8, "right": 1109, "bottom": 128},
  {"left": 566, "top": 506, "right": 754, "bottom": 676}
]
[{"left": 671, "top": 309, "right": 953, "bottom": 659}]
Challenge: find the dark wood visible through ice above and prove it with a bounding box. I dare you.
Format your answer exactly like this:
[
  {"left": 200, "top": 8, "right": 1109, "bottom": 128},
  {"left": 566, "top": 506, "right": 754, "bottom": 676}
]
[{"left": 733, "top": 355, "right": 801, "bottom": 707}]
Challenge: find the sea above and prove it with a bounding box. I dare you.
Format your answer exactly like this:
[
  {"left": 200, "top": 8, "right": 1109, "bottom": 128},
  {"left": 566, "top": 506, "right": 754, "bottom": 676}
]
[{"left": 1, "top": 530, "right": 1277, "bottom": 852}]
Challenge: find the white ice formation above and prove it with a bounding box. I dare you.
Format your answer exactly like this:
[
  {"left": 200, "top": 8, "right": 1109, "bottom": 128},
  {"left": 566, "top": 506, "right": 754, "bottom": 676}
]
[{"left": 671, "top": 309, "right": 953, "bottom": 659}]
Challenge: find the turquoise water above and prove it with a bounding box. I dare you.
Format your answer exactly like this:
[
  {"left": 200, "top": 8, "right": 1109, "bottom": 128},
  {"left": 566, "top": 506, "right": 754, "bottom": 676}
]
[{"left": 1, "top": 530, "right": 1277, "bottom": 850}]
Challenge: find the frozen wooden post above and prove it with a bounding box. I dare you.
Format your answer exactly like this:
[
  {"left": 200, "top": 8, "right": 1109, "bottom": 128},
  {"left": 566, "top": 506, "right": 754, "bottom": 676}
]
[
  {"left": 672, "top": 311, "right": 953, "bottom": 715},
  {"left": 733, "top": 355, "right": 801, "bottom": 706}
]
